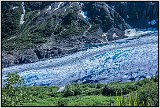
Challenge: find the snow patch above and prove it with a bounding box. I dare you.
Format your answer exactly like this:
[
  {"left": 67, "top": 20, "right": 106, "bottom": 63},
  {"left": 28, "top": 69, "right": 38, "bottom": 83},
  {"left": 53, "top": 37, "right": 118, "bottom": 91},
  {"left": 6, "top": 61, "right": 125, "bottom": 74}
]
[
  {"left": 102, "top": 33, "right": 109, "bottom": 42},
  {"left": 80, "top": 10, "right": 89, "bottom": 21},
  {"left": 54, "top": 2, "right": 63, "bottom": 11},
  {"left": 113, "top": 33, "right": 118, "bottom": 38},
  {"left": 57, "top": 86, "right": 65, "bottom": 92},
  {"left": 46, "top": 6, "right": 51, "bottom": 11},
  {"left": 125, "top": 29, "right": 136, "bottom": 36},
  {"left": 7, "top": 36, "right": 16, "bottom": 40},
  {"left": 125, "top": 29, "right": 155, "bottom": 37},
  {"left": 12, "top": 6, "right": 18, "bottom": 10},
  {"left": 20, "top": 2, "right": 25, "bottom": 25},
  {"left": 102, "top": 33, "right": 107, "bottom": 37},
  {"left": 80, "top": 10, "right": 87, "bottom": 18},
  {"left": 38, "top": 11, "right": 40, "bottom": 15}
]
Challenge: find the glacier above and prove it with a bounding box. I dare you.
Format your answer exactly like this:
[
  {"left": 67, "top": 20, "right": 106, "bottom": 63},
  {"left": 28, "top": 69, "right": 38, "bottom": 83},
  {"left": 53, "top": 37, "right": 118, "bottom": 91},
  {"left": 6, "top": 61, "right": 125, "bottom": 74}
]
[{"left": 2, "top": 30, "right": 158, "bottom": 87}]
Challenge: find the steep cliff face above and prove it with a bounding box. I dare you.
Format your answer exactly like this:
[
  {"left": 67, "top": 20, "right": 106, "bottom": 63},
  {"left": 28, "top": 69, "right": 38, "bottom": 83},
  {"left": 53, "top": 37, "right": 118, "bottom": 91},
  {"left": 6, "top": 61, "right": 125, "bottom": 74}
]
[
  {"left": 2, "top": 2, "right": 157, "bottom": 68},
  {"left": 107, "top": 2, "right": 158, "bottom": 29}
]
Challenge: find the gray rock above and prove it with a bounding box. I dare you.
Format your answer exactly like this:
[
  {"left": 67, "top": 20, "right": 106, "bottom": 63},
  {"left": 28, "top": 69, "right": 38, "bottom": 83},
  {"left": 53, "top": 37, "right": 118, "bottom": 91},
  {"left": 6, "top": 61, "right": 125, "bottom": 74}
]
[{"left": 106, "top": 28, "right": 127, "bottom": 41}]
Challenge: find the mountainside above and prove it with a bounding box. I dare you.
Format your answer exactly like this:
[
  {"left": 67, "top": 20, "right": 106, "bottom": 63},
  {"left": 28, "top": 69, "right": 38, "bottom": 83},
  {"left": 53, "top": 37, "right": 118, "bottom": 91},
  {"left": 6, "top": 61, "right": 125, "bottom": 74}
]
[
  {"left": 107, "top": 2, "right": 158, "bottom": 29},
  {"left": 1, "top": 2, "right": 158, "bottom": 68}
]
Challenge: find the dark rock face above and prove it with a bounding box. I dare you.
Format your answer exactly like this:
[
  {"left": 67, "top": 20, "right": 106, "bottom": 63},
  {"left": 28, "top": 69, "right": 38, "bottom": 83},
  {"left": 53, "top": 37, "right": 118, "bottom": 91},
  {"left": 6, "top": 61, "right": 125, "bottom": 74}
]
[
  {"left": 2, "top": 49, "right": 39, "bottom": 68},
  {"left": 2, "top": 51, "right": 15, "bottom": 68},
  {"left": 83, "top": 2, "right": 129, "bottom": 32},
  {"left": 107, "top": 2, "right": 158, "bottom": 29}
]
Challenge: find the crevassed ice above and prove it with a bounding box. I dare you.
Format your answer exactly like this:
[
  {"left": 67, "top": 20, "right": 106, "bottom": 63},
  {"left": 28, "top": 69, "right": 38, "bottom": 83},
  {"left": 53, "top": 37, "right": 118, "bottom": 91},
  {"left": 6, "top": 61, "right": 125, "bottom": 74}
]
[{"left": 2, "top": 31, "right": 158, "bottom": 87}]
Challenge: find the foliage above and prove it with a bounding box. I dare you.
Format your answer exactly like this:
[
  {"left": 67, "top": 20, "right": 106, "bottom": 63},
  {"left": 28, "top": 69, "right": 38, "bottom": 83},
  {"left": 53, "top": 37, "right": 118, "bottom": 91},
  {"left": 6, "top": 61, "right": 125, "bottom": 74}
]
[
  {"left": 62, "top": 12, "right": 77, "bottom": 25},
  {"left": 63, "top": 84, "right": 82, "bottom": 97},
  {"left": 1, "top": 2, "right": 22, "bottom": 39},
  {"left": 25, "top": 2, "right": 53, "bottom": 11},
  {"left": 102, "top": 85, "right": 115, "bottom": 96},
  {"left": 88, "top": 24, "right": 100, "bottom": 33},
  {"left": 57, "top": 98, "right": 67, "bottom": 106},
  {"left": 138, "top": 81, "right": 158, "bottom": 106},
  {"left": 63, "top": 85, "right": 75, "bottom": 97},
  {"left": 2, "top": 72, "right": 32, "bottom": 106}
]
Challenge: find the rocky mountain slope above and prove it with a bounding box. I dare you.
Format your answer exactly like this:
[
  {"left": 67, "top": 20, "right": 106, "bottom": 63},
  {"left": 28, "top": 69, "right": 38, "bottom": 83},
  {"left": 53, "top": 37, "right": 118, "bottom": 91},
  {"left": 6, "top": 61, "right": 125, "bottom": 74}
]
[
  {"left": 107, "top": 2, "right": 158, "bottom": 29},
  {"left": 1, "top": 2, "right": 158, "bottom": 68}
]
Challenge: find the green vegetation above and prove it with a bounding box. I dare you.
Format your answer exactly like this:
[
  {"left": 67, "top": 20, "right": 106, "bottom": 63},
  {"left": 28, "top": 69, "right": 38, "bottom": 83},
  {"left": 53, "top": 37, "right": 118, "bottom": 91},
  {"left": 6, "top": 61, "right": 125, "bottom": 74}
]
[
  {"left": 2, "top": 72, "right": 158, "bottom": 106},
  {"left": 2, "top": 3, "right": 88, "bottom": 51},
  {"left": 88, "top": 24, "right": 100, "bottom": 33},
  {"left": 2, "top": 2, "right": 22, "bottom": 39},
  {"left": 2, "top": 72, "right": 32, "bottom": 106}
]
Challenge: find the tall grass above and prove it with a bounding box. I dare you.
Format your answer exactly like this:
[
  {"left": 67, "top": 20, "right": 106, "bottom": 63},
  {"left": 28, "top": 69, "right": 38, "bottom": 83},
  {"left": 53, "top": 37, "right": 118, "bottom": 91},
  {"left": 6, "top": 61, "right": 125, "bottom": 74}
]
[
  {"left": 115, "top": 89, "right": 151, "bottom": 106},
  {"left": 115, "top": 89, "right": 139, "bottom": 106}
]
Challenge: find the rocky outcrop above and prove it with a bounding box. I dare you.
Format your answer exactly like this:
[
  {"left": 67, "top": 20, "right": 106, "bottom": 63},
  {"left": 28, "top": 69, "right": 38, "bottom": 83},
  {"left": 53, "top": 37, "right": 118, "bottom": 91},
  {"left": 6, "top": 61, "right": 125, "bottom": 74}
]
[
  {"left": 82, "top": 2, "right": 129, "bottom": 32},
  {"left": 2, "top": 49, "right": 39, "bottom": 68},
  {"left": 106, "top": 28, "right": 127, "bottom": 41}
]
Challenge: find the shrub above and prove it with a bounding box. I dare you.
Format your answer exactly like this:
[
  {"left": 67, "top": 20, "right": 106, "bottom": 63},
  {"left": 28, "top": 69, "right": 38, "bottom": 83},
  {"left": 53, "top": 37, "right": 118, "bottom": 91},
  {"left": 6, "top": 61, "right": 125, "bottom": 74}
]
[
  {"left": 74, "top": 88, "right": 82, "bottom": 95},
  {"left": 57, "top": 98, "right": 67, "bottom": 106},
  {"left": 2, "top": 72, "right": 32, "bottom": 106},
  {"left": 85, "top": 89, "right": 102, "bottom": 95},
  {"left": 138, "top": 82, "right": 158, "bottom": 106},
  {"left": 136, "top": 78, "right": 150, "bottom": 87},
  {"left": 63, "top": 86, "right": 74, "bottom": 97},
  {"left": 102, "top": 86, "right": 115, "bottom": 96}
]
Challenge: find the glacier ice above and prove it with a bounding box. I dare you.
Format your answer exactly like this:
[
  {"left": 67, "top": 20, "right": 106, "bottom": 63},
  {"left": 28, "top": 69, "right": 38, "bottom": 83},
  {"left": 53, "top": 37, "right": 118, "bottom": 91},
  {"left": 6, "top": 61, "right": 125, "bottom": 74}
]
[{"left": 2, "top": 31, "right": 158, "bottom": 87}]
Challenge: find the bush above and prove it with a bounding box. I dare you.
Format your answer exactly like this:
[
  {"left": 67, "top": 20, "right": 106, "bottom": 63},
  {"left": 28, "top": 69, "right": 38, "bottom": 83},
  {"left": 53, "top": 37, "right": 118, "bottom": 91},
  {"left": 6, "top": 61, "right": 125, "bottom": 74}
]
[
  {"left": 138, "top": 82, "right": 158, "bottom": 106},
  {"left": 57, "top": 98, "right": 67, "bottom": 106},
  {"left": 2, "top": 72, "right": 32, "bottom": 106},
  {"left": 85, "top": 89, "right": 102, "bottom": 95},
  {"left": 136, "top": 78, "right": 150, "bottom": 87},
  {"left": 74, "top": 88, "right": 82, "bottom": 95},
  {"left": 102, "top": 86, "right": 115, "bottom": 96},
  {"left": 63, "top": 86, "right": 74, "bottom": 97}
]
